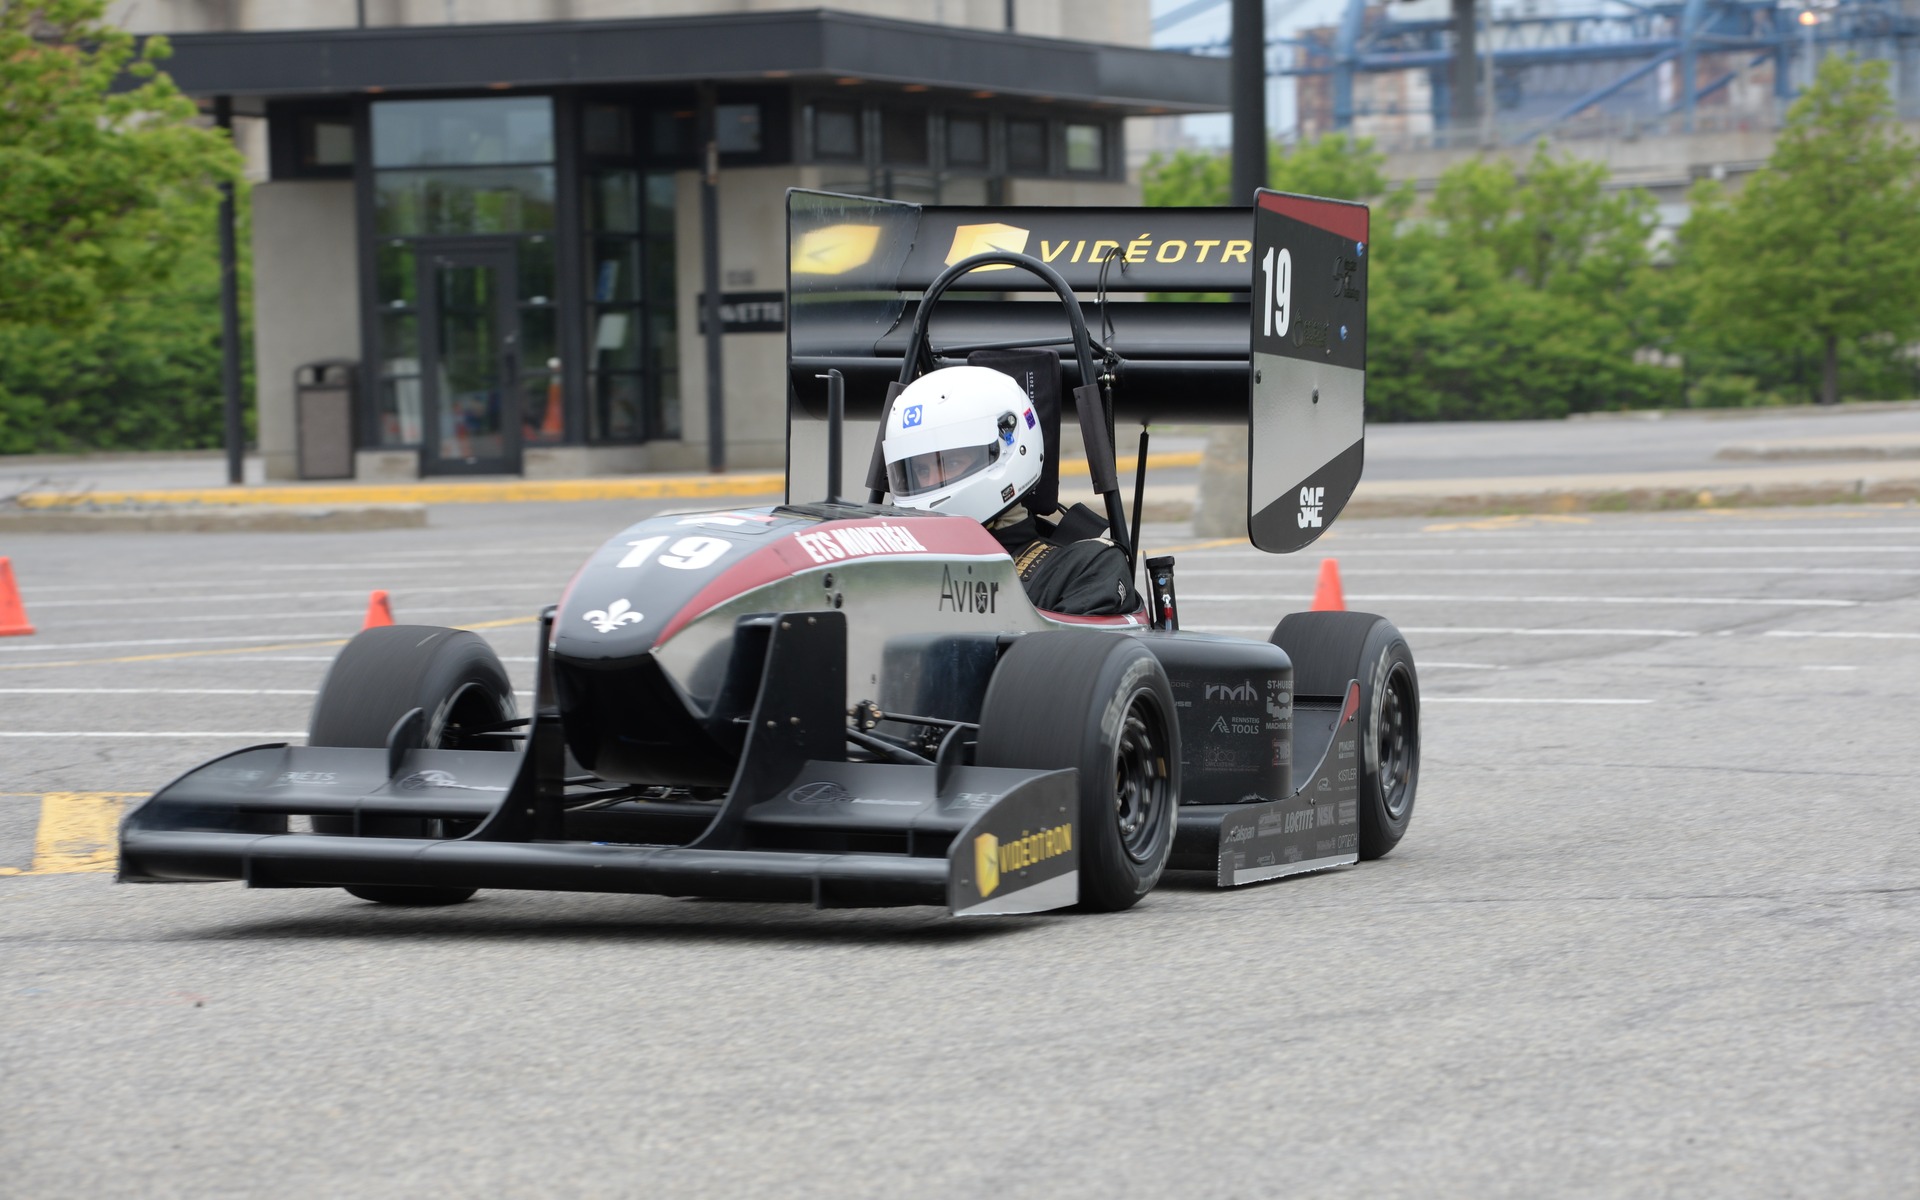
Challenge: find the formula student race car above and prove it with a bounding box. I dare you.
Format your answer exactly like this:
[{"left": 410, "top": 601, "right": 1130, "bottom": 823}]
[{"left": 119, "top": 188, "right": 1419, "bottom": 917}]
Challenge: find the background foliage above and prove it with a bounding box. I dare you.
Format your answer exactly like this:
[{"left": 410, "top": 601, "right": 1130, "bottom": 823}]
[
  {"left": 1145, "top": 55, "right": 1920, "bottom": 420},
  {"left": 0, "top": 0, "right": 244, "bottom": 454}
]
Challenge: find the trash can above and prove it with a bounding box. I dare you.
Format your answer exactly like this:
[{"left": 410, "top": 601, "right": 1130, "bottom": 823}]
[{"left": 295, "top": 360, "right": 357, "bottom": 480}]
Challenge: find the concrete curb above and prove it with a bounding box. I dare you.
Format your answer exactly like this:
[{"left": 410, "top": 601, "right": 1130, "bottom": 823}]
[
  {"left": 7, "top": 451, "right": 1204, "bottom": 511},
  {"left": 0, "top": 505, "right": 428, "bottom": 533},
  {"left": 1342, "top": 476, "right": 1920, "bottom": 519}
]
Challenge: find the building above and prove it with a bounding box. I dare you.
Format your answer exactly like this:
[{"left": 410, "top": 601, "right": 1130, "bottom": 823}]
[{"left": 115, "top": 1, "right": 1227, "bottom": 480}]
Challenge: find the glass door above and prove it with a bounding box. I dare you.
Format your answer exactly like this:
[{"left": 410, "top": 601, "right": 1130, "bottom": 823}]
[{"left": 419, "top": 241, "right": 521, "bottom": 475}]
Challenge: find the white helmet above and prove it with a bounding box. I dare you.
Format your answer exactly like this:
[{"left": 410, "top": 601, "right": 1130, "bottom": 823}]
[{"left": 882, "top": 366, "right": 1044, "bottom": 522}]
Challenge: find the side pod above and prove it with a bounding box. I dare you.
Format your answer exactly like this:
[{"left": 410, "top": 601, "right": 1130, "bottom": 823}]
[{"left": 1167, "top": 680, "right": 1363, "bottom": 885}]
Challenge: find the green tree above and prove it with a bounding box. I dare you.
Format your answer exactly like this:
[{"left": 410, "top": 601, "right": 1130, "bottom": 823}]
[
  {"left": 0, "top": 0, "right": 242, "bottom": 329},
  {"left": 1368, "top": 146, "right": 1673, "bottom": 421},
  {"left": 1680, "top": 56, "right": 1920, "bottom": 405},
  {"left": 1142, "top": 133, "right": 1393, "bottom": 207},
  {"left": 0, "top": 200, "right": 250, "bottom": 455}
]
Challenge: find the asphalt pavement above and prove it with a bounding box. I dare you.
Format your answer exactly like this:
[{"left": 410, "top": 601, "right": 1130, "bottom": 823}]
[{"left": 2, "top": 496, "right": 1916, "bottom": 1197}]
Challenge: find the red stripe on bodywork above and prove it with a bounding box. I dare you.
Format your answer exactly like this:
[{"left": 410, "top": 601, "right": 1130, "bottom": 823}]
[
  {"left": 1043, "top": 608, "right": 1148, "bottom": 626},
  {"left": 653, "top": 515, "right": 1007, "bottom": 645},
  {"left": 1257, "top": 191, "right": 1369, "bottom": 245},
  {"left": 1340, "top": 680, "right": 1361, "bottom": 724}
]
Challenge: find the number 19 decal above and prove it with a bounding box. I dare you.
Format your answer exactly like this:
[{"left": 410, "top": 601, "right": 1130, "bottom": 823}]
[
  {"left": 617, "top": 535, "right": 730, "bottom": 570},
  {"left": 1261, "top": 245, "right": 1292, "bottom": 339}
]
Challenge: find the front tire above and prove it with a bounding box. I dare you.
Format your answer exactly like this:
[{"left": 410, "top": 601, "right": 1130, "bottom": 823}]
[
  {"left": 975, "top": 631, "right": 1178, "bottom": 912},
  {"left": 308, "top": 625, "right": 517, "bottom": 906},
  {"left": 1271, "top": 612, "right": 1419, "bottom": 860}
]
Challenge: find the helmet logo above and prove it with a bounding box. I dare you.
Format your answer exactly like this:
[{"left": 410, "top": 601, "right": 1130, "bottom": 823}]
[
  {"left": 1023, "top": 408, "right": 1036, "bottom": 429},
  {"left": 902, "top": 404, "right": 922, "bottom": 428}
]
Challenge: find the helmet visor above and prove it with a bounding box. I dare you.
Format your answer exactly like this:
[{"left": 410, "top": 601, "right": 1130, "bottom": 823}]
[{"left": 887, "top": 441, "right": 999, "bottom": 498}]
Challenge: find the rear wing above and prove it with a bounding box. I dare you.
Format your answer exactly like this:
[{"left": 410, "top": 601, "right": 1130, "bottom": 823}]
[{"left": 784, "top": 188, "right": 1367, "bottom": 553}]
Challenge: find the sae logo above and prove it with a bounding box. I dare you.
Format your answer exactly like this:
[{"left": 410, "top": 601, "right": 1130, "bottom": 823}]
[
  {"left": 1297, "top": 485, "right": 1324, "bottom": 529},
  {"left": 903, "top": 404, "right": 923, "bottom": 428}
]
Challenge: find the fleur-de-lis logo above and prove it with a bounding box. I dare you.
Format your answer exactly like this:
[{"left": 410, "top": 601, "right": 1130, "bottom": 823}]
[{"left": 583, "top": 598, "right": 643, "bottom": 633}]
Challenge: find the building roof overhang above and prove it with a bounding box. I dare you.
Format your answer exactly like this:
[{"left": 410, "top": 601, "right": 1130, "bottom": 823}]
[{"left": 154, "top": 8, "right": 1228, "bottom": 117}]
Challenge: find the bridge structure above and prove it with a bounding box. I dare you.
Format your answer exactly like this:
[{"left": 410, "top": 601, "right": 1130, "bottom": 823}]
[{"left": 1160, "top": 0, "right": 1920, "bottom": 148}]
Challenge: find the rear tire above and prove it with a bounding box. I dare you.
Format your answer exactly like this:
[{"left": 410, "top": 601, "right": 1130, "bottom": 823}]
[
  {"left": 1271, "top": 612, "right": 1419, "bottom": 860},
  {"left": 975, "top": 631, "right": 1178, "bottom": 912},
  {"left": 308, "top": 625, "right": 517, "bottom": 906}
]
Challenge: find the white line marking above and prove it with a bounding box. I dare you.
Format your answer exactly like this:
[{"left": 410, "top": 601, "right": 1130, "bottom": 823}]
[
  {"left": 1173, "top": 566, "right": 1920, "bottom": 577},
  {"left": 1188, "top": 624, "right": 1703, "bottom": 637},
  {"left": 1799, "top": 665, "right": 1859, "bottom": 671},
  {"left": 1398, "top": 626, "right": 1701, "bottom": 637},
  {"left": 1423, "top": 697, "right": 1654, "bottom": 705},
  {"left": 0, "top": 635, "right": 347, "bottom": 653},
  {"left": 0, "top": 688, "right": 315, "bottom": 695},
  {"left": 1201, "top": 546, "right": 1920, "bottom": 558},
  {"left": 31, "top": 584, "right": 559, "bottom": 609},
  {"left": 1762, "top": 630, "right": 1920, "bottom": 640},
  {"left": 0, "top": 732, "right": 306, "bottom": 739},
  {"left": 1419, "top": 662, "right": 1506, "bottom": 670},
  {"left": 48, "top": 606, "right": 537, "bottom": 630},
  {"left": 1183, "top": 593, "right": 1862, "bottom": 607}
]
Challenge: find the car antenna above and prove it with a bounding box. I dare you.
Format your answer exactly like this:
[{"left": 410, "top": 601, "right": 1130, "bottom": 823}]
[{"left": 817, "top": 368, "right": 845, "bottom": 504}]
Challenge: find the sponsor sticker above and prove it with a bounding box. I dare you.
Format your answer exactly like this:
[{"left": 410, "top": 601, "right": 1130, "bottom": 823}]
[
  {"left": 788, "top": 781, "right": 851, "bottom": 805},
  {"left": 972, "top": 823, "right": 1072, "bottom": 898},
  {"left": 395, "top": 770, "right": 506, "bottom": 793},
  {"left": 1298, "top": 485, "right": 1324, "bottom": 529},
  {"left": 938, "top": 565, "right": 1000, "bottom": 615},
  {"left": 793, "top": 523, "right": 931, "bottom": 564},
  {"left": 903, "top": 404, "right": 923, "bottom": 428}
]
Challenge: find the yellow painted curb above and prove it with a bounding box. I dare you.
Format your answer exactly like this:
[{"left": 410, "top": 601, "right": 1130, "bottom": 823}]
[
  {"left": 11, "top": 452, "right": 1202, "bottom": 511},
  {"left": 0, "top": 792, "right": 143, "bottom": 876}
]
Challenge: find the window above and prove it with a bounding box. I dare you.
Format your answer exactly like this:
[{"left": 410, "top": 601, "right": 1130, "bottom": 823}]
[
  {"left": 946, "top": 115, "right": 988, "bottom": 168},
  {"left": 586, "top": 169, "right": 679, "bottom": 442},
  {"left": 1007, "top": 118, "right": 1048, "bottom": 174},
  {"left": 812, "top": 104, "right": 861, "bottom": 160},
  {"left": 269, "top": 105, "right": 355, "bottom": 179},
  {"left": 881, "top": 110, "right": 928, "bottom": 165},
  {"left": 371, "top": 96, "right": 554, "bottom": 168},
  {"left": 1065, "top": 122, "right": 1106, "bottom": 174},
  {"left": 583, "top": 103, "right": 633, "bottom": 157},
  {"left": 651, "top": 108, "right": 696, "bottom": 158},
  {"left": 302, "top": 116, "right": 354, "bottom": 168},
  {"left": 716, "top": 104, "right": 763, "bottom": 153}
]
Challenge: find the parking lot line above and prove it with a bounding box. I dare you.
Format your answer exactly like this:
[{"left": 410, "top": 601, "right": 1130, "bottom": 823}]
[
  {"left": 1763, "top": 629, "right": 1920, "bottom": 639},
  {"left": 0, "top": 792, "right": 142, "bottom": 876},
  {"left": 0, "top": 731, "right": 306, "bottom": 738},
  {"left": 1423, "top": 697, "right": 1655, "bottom": 705},
  {"left": 0, "top": 688, "right": 315, "bottom": 695},
  {"left": 1181, "top": 592, "right": 1863, "bottom": 606},
  {"left": 28, "top": 583, "right": 559, "bottom": 609},
  {"left": 0, "top": 616, "right": 536, "bottom": 672}
]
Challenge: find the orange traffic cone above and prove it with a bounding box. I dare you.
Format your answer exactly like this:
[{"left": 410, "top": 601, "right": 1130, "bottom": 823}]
[
  {"left": 0, "top": 557, "right": 35, "bottom": 637},
  {"left": 362, "top": 589, "right": 395, "bottom": 629},
  {"left": 1310, "top": 558, "right": 1346, "bottom": 612},
  {"left": 540, "top": 379, "right": 565, "bottom": 440}
]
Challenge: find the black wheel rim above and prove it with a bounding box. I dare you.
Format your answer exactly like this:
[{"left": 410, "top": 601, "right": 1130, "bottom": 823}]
[
  {"left": 1377, "top": 663, "right": 1416, "bottom": 821},
  {"left": 1113, "top": 691, "right": 1171, "bottom": 862}
]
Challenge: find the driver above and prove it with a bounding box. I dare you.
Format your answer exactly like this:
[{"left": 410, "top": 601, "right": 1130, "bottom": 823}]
[{"left": 882, "top": 365, "right": 1139, "bottom": 616}]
